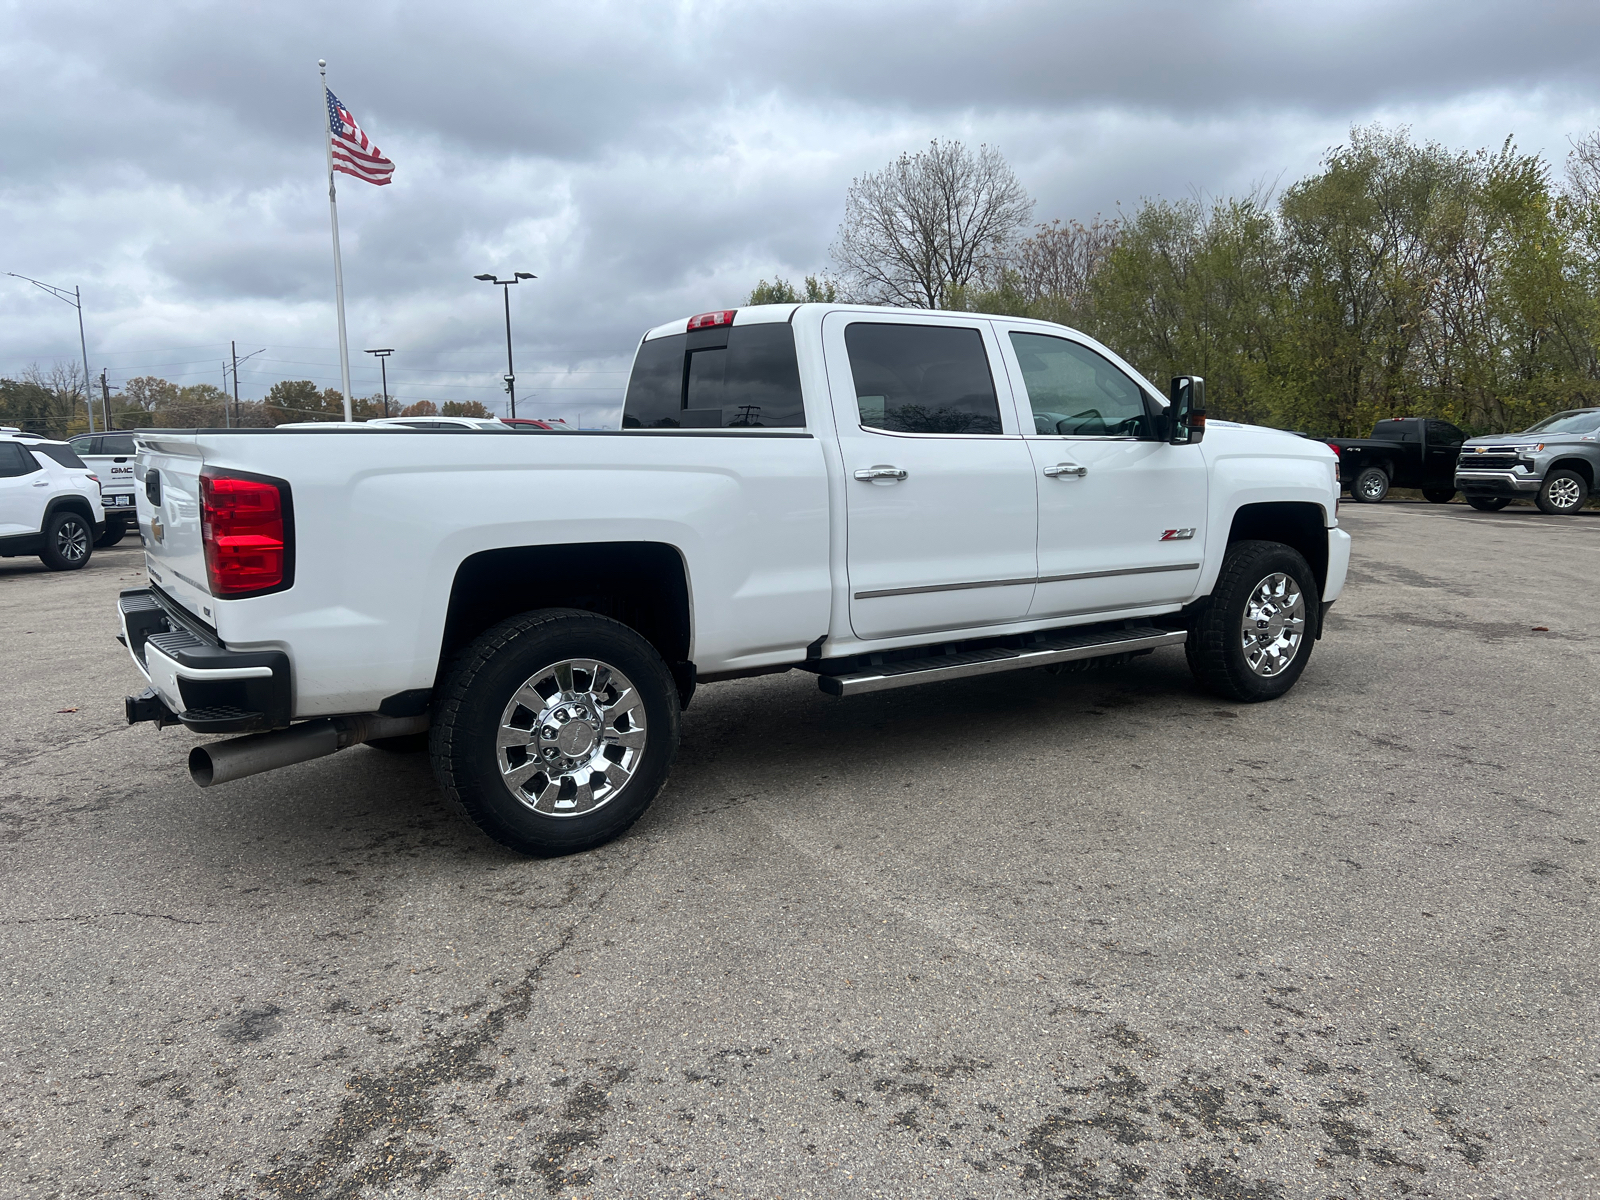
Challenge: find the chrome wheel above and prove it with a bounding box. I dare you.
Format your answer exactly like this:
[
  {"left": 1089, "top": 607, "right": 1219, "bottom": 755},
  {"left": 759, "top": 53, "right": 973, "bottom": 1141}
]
[
  {"left": 1240, "top": 572, "right": 1305, "bottom": 677},
  {"left": 495, "top": 658, "right": 647, "bottom": 817},
  {"left": 1359, "top": 473, "right": 1386, "bottom": 500},
  {"left": 56, "top": 518, "right": 89, "bottom": 563},
  {"left": 1548, "top": 476, "right": 1582, "bottom": 509}
]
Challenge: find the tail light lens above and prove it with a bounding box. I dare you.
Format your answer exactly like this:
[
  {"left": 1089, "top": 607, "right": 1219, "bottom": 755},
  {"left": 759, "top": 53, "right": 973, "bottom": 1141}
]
[{"left": 200, "top": 471, "right": 292, "bottom": 596}]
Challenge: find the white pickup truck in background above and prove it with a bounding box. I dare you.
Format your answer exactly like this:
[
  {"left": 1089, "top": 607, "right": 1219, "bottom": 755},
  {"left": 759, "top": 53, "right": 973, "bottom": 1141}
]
[
  {"left": 117, "top": 303, "right": 1350, "bottom": 856},
  {"left": 70, "top": 431, "right": 139, "bottom": 546}
]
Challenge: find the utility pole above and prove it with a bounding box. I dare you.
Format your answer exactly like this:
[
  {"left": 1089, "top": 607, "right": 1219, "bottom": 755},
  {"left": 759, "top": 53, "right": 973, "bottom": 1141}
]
[
  {"left": 7, "top": 273, "right": 95, "bottom": 433},
  {"left": 100, "top": 370, "right": 113, "bottom": 430},
  {"left": 473, "top": 272, "right": 536, "bottom": 419},
  {"left": 224, "top": 345, "right": 265, "bottom": 427},
  {"left": 364, "top": 348, "right": 394, "bottom": 417}
]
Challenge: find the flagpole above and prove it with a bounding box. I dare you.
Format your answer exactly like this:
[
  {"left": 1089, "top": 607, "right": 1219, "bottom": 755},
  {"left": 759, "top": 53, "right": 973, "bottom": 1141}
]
[{"left": 319, "top": 59, "right": 354, "bottom": 422}]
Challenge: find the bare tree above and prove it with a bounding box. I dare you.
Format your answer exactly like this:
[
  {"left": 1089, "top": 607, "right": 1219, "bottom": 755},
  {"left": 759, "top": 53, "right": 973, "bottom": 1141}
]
[
  {"left": 831, "top": 140, "right": 1034, "bottom": 308},
  {"left": 1014, "top": 217, "right": 1120, "bottom": 308},
  {"left": 1566, "top": 128, "right": 1600, "bottom": 210}
]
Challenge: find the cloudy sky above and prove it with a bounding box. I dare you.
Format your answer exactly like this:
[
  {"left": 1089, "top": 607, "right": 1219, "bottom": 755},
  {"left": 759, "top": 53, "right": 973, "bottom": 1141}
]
[{"left": 4, "top": 0, "right": 1598, "bottom": 426}]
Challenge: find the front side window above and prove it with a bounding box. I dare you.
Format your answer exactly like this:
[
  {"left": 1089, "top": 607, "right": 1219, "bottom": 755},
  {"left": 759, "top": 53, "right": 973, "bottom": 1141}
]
[
  {"left": 622, "top": 323, "right": 804, "bottom": 429},
  {"left": 1426, "top": 421, "right": 1465, "bottom": 447},
  {"left": 1009, "top": 332, "right": 1152, "bottom": 438},
  {"left": 0, "top": 442, "right": 42, "bottom": 477},
  {"left": 845, "top": 323, "right": 1001, "bottom": 435},
  {"left": 70, "top": 436, "right": 100, "bottom": 455}
]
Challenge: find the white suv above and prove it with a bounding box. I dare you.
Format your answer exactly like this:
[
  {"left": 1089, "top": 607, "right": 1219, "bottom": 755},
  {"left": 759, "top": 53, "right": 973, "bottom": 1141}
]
[{"left": 0, "top": 433, "right": 106, "bottom": 571}]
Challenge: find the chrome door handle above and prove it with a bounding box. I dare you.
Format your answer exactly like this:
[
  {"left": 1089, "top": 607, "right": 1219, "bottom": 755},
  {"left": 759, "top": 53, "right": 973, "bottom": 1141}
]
[
  {"left": 32, "top": 480, "right": 50, "bottom": 487},
  {"left": 1043, "top": 462, "right": 1087, "bottom": 478},
  {"left": 854, "top": 465, "right": 908, "bottom": 482}
]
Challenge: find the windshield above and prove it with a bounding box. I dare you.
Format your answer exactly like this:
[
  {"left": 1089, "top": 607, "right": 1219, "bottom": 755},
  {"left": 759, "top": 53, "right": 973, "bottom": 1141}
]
[{"left": 1524, "top": 410, "right": 1600, "bottom": 435}]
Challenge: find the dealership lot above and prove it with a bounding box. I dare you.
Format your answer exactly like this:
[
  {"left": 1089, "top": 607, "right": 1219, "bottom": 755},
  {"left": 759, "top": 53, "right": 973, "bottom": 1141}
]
[{"left": 1, "top": 505, "right": 1595, "bottom": 1199}]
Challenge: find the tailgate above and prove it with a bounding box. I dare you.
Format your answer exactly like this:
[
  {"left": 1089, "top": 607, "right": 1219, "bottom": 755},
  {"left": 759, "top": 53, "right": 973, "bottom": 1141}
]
[{"left": 135, "top": 434, "right": 215, "bottom": 624}]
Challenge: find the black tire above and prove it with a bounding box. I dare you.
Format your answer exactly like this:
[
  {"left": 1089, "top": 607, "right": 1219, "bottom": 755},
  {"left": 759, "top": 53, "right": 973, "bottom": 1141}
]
[
  {"left": 1186, "top": 540, "right": 1318, "bottom": 703},
  {"left": 38, "top": 510, "right": 93, "bottom": 571},
  {"left": 1422, "top": 488, "right": 1455, "bottom": 504},
  {"left": 1467, "top": 496, "right": 1510, "bottom": 512},
  {"left": 1535, "top": 469, "right": 1587, "bottom": 516},
  {"left": 95, "top": 518, "right": 127, "bottom": 548},
  {"left": 366, "top": 732, "right": 430, "bottom": 754},
  {"left": 431, "top": 609, "right": 680, "bottom": 857},
  {"left": 1352, "top": 466, "right": 1390, "bottom": 503}
]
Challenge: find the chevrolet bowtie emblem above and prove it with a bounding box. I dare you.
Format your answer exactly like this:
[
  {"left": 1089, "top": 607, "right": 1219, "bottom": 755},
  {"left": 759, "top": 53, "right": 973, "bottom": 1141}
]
[
  {"left": 1475, "top": 446, "right": 1486, "bottom": 453},
  {"left": 150, "top": 515, "right": 164, "bottom": 543}
]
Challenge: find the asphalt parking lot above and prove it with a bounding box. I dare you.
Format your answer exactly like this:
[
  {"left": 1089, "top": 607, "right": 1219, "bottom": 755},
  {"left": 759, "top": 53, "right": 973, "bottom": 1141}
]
[{"left": 2, "top": 504, "right": 1596, "bottom": 1200}]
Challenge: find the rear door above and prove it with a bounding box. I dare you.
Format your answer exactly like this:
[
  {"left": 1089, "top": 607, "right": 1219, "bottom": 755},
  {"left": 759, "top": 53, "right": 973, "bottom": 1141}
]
[
  {"left": 997, "top": 327, "right": 1208, "bottom": 620},
  {"left": 823, "top": 312, "right": 1038, "bottom": 640}
]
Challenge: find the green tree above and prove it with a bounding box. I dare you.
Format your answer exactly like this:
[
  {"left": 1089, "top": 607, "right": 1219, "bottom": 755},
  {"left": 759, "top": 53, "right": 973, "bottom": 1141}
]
[
  {"left": 399, "top": 400, "right": 439, "bottom": 417},
  {"left": 441, "top": 400, "right": 492, "bottom": 417},
  {"left": 746, "top": 275, "right": 839, "bottom": 305}
]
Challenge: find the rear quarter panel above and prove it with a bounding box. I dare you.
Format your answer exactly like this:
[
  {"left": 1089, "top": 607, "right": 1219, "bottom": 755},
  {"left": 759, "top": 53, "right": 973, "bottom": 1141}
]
[{"left": 182, "top": 430, "right": 832, "bottom": 717}]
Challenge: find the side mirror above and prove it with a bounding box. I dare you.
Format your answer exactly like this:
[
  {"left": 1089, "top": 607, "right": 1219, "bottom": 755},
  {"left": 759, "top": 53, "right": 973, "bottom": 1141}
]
[{"left": 1169, "top": 376, "right": 1206, "bottom": 444}]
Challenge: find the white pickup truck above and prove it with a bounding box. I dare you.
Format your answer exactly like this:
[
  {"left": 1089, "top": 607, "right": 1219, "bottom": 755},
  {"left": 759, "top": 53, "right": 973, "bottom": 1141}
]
[{"left": 117, "top": 303, "right": 1350, "bottom": 856}]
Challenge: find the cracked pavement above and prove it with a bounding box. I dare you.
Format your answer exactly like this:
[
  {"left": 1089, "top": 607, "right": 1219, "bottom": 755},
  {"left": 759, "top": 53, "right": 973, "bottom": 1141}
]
[{"left": 1, "top": 502, "right": 1596, "bottom": 1198}]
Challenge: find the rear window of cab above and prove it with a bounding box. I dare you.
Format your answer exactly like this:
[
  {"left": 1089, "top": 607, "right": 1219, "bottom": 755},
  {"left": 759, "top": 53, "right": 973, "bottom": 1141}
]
[{"left": 623, "top": 323, "right": 804, "bottom": 429}]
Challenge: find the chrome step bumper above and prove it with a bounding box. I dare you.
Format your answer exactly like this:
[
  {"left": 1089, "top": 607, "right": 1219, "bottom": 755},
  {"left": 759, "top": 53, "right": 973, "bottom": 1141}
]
[{"left": 816, "top": 626, "right": 1187, "bottom": 697}]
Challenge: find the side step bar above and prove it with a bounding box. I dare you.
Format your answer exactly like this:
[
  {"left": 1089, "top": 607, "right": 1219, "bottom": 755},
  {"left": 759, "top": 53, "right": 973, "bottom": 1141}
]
[{"left": 816, "top": 627, "right": 1187, "bottom": 697}]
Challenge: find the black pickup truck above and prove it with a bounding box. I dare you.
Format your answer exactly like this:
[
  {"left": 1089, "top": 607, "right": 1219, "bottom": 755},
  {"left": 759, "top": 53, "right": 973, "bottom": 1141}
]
[{"left": 1326, "top": 417, "right": 1466, "bottom": 503}]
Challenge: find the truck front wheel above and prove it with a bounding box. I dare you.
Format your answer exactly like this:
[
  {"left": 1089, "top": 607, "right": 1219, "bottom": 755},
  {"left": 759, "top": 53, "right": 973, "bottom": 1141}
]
[
  {"left": 1186, "top": 541, "right": 1318, "bottom": 703},
  {"left": 1352, "top": 467, "right": 1390, "bottom": 503},
  {"left": 1536, "top": 469, "right": 1587, "bottom": 515},
  {"left": 431, "top": 609, "right": 680, "bottom": 857}
]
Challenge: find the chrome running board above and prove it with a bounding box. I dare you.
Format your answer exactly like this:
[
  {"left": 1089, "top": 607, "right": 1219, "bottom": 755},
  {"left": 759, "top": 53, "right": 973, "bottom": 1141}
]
[{"left": 815, "top": 626, "right": 1187, "bottom": 697}]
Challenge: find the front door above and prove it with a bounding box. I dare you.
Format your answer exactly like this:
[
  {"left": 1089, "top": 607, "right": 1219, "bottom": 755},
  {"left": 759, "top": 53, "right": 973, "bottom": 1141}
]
[
  {"left": 997, "top": 328, "right": 1208, "bottom": 620},
  {"left": 824, "top": 313, "right": 1038, "bottom": 641},
  {"left": 0, "top": 441, "right": 49, "bottom": 537}
]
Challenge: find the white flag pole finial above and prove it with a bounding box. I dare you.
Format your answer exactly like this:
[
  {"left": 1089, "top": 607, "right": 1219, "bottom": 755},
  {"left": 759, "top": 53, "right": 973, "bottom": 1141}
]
[{"left": 320, "top": 59, "right": 354, "bottom": 421}]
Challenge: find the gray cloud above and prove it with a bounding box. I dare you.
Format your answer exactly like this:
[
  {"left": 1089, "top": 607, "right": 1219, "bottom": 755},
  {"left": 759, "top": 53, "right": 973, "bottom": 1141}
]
[{"left": 3, "top": 1, "right": 1598, "bottom": 425}]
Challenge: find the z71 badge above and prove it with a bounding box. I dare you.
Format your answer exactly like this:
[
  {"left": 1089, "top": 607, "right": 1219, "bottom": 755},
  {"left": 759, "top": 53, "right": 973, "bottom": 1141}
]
[{"left": 1160, "top": 528, "right": 1196, "bottom": 541}]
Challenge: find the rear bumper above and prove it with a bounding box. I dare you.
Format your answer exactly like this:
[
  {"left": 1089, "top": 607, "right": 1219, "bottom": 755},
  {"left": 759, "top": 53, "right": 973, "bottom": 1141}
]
[
  {"left": 1455, "top": 470, "right": 1540, "bottom": 497},
  {"left": 119, "top": 588, "right": 291, "bottom": 733}
]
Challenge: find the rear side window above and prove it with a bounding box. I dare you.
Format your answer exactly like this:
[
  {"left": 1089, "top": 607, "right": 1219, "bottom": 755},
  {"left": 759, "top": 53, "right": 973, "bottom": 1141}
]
[
  {"left": 844, "top": 323, "right": 1001, "bottom": 435},
  {"left": 0, "top": 442, "right": 42, "bottom": 477},
  {"left": 622, "top": 323, "right": 805, "bottom": 429},
  {"left": 32, "top": 444, "right": 88, "bottom": 469},
  {"left": 102, "top": 434, "right": 138, "bottom": 455},
  {"left": 70, "top": 436, "right": 100, "bottom": 455}
]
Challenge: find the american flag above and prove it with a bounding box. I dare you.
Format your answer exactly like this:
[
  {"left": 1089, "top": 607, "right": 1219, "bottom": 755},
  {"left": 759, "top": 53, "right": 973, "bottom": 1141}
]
[{"left": 326, "top": 88, "right": 394, "bottom": 186}]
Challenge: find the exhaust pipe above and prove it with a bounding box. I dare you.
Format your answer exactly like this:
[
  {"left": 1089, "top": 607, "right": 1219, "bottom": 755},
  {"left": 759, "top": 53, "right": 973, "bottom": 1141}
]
[{"left": 189, "top": 713, "right": 429, "bottom": 787}]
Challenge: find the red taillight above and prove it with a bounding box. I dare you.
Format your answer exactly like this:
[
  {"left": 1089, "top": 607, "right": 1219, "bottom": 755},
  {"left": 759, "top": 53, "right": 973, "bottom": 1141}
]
[
  {"left": 200, "top": 473, "right": 289, "bottom": 596},
  {"left": 1328, "top": 443, "right": 1340, "bottom": 457},
  {"left": 686, "top": 310, "right": 736, "bottom": 330}
]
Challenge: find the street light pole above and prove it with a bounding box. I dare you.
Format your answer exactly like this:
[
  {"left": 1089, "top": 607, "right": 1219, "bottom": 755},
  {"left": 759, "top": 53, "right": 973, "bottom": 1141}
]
[
  {"left": 364, "top": 348, "right": 394, "bottom": 417},
  {"left": 7, "top": 273, "right": 96, "bottom": 433},
  {"left": 473, "top": 272, "right": 536, "bottom": 419},
  {"left": 224, "top": 345, "right": 265, "bottom": 427}
]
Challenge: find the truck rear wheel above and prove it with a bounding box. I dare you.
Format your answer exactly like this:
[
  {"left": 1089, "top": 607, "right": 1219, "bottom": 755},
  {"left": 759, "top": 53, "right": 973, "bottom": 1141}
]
[
  {"left": 1536, "top": 469, "right": 1587, "bottom": 515},
  {"left": 1352, "top": 467, "right": 1390, "bottom": 503},
  {"left": 1422, "top": 488, "right": 1455, "bottom": 504},
  {"left": 1467, "top": 496, "right": 1510, "bottom": 511},
  {"left": 431, "top": 609, "right": 680, "bottom": 857},
  {"left": 95, "top": 518, "right": 127, "bottom": 548},
  {"left": 1186, "top": 540, "right": 1317, "bottom": 703}
]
